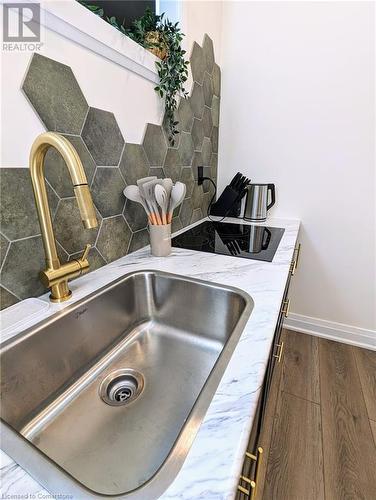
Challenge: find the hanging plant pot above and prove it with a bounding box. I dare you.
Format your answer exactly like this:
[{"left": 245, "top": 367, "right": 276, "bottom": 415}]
[{"left": 145, "top": 31, "right": 168, "bottom": 60}]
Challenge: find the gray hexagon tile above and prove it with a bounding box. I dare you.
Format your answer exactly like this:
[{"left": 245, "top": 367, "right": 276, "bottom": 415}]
[
  {"left": 143, "top": 123, "right": 168, "bottom": 167},
  {"left": 190, "top": 42, "right": 206, "bottom": 85},
  {"left": 178, "top": 98, "right": 194, "bottom": 133},
  {"left": 211, "top": 153, "right": 218, "bottom": 180},
  {"left": 211, "top": 127, "right": 219, "bottom": 153},
  {"left": 1, "top": 235, "right": 45, "bottom": 299},
  {"left": 211, "top": 95, "right": 220, "bottom": 127},
  {"left": 191, "top": 208, "right": 203, "bottom": 224},
  {"left": 203, "top": 72, "right": 214, "bottom": 107},
  {"left": 171, "top": 217, "right": 183, "bottom": 233},
  {"left": 91, "top": 167, "right": 125, "bottom": 217},
  {"left": 96, "top": 216, "right": 131, "bottom": 263},
  {"left": 192, "top": 184, "right": 204, "bottom": 210},
  {"left": 82, "top": 107, "right": 124, "bottom": 166},
  {"left": 0, "top": 286, "right": 19, "bottom": 310},
  {"left": 164, "top": 149, "right": 182, "bottom": 182},
  {"left": 0, "top": 233, "right": 9, "bottom": 269},
  {"left": 128, "top": 229, "right": 149, "bottom": 254},
  {"left": 201, "top": 138, "right": 212, "bottom": 166},
  {"left": 191, "top": 119, "right": 204, "bottom": 152},
  {"left": 149, "top": 167, "right": 165, "bottom": 178},
  {"left": 44, "top": 135, "right": 95, "bottom": 198},
  {"left": 124, "top": 199, "right": 148, "bottom": 232},
  {"left": 56, "top": 241, "right": 69, "bottom": 263},
  {"left": 178, "top": 132, "right": 195, "bottom": 166},
  {"left": 203, "top": 35, "right": 215, "bottom": 75},
  {"left": 119, "top": 143, "right": 150, "bottom": 186},
  {"left": 202, "top": 106, "right": 213, "bottom": 139},
  {"left": 180, "top": 167, "right": 195, "bottom": 198},
  {"left": 212, "top": 63, "right": 221, "bottom": 97},
  {"left": 202, "top": 192, "right": 212, "bottom": 215},
  {"left": 54, "top": 198, "right": 101, "bottom": 254},
  {"left": 192, "top": 151, "right": 203, "bottom": 177},
  {"left": 22, "top": 54, "right": 88, "bottom": 134},
  {"left": 179, "top": 197, "right": 194, "bottom": 227},
  {"left": 190, "top": 83, "right": 205, "bottom": 119},
  {"left": 0, "top": 168, "right": 59, "bottom": 240},
  {"left": 69, "top": 246, "right": 106, "bottom": 272}
]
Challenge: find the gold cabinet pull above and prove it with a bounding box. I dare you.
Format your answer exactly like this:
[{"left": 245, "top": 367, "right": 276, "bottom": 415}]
[
  {"left": 281, "top": 298, "right": 290, "bottom": 317},
  {"left": 239, "top": 447, "right": 263, "bottom": 499},
  {"left": 295, "top": 242, "right": 301, "bottom": 266},
  {"left": 290, "top": 243, "right": 301, "bottom": 275},
  {"left": 273, "top": 341, "right": 284, "bottom": 363}
]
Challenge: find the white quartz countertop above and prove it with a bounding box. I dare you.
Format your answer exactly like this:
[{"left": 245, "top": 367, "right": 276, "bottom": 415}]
[{"left": 0, "top": 217, "right": 300, "bottom": 499}]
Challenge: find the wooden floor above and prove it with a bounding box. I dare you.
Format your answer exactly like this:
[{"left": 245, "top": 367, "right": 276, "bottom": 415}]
[{"left": 262, "top": 330, "right": 376, "bottom": 500}]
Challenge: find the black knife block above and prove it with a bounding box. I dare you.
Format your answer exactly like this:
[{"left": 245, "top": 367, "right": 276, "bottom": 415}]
[{"left": 210, "top": 186, "right": 242, "bottom": 217}]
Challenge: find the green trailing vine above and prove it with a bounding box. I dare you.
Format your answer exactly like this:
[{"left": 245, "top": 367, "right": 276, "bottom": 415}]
[{"left": 77, "top": 2, "right": 189, "bottom": 146}]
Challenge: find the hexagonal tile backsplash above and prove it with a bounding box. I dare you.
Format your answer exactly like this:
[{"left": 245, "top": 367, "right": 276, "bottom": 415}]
[{"left": 0, "top": 35, "right": 220, "bottom": 309}]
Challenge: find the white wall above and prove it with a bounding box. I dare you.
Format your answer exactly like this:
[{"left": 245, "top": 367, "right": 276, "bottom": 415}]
[
  {"left": 0, "top": 0, "right": 223, "bottom": 168},
  {"left": 219, "top": 1, "right": 375, "bottom": 331}
]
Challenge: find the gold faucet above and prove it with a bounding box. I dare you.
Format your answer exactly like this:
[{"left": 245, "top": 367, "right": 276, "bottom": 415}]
[{"left": 29, "top": 132, "right": 98, "bottom": 303}]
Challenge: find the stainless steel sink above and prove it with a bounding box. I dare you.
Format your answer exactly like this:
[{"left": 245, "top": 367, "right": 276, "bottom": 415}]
[{"left": 1, "top": 270, "right": 253, "bottom": 499}]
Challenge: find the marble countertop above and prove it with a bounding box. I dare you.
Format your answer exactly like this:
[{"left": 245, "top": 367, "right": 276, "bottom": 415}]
[{"left": 0, "top": 216, "right": 300, "bottom": 499}]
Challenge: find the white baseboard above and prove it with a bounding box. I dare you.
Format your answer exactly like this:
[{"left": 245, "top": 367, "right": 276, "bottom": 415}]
[{"left": 284, "top": 313, "right": 376, "bottom": 351}]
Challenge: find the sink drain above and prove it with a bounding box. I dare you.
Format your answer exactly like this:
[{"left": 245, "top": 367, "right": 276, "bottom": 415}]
[{"left": 99, "top": 369, "right": 144, "bottom": 406}]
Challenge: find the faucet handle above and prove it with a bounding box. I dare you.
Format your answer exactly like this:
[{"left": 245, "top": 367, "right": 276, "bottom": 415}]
[{"left": 80, "top": 244, "right": 91, "bottom": 262}]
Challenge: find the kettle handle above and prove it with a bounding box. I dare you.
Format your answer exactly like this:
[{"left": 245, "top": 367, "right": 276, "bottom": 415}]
[
  {"left": 267, "top": 184, "right": 276, "bottom": 210},
  {"left": 262, "top": 228, "right": 272, "bottom": 250}
]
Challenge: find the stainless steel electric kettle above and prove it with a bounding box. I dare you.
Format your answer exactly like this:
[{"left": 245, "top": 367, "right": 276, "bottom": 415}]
[{"left": 244, "top": 183, "right": 276, "bottom": 221}]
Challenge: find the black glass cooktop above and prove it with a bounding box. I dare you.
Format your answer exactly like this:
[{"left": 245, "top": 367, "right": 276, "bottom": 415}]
[{"left": 172, "top": 221, "right": 285, "bottom": 262}]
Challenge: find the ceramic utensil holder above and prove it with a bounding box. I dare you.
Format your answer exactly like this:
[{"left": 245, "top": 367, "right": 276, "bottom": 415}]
[{"left": 149, "top": 223, "right": 171, "bottom": 257}]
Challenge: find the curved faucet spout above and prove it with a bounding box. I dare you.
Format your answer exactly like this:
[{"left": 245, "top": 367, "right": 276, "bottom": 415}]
[{"left": 29, "top": 132, "right": 98, "bottom": 302}]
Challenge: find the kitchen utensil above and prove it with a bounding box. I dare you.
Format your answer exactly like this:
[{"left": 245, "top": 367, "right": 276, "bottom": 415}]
[
  {"left": 149, "top": 223, "right": 172, "bottom": 256},
  {"left": 210, "top": 172, "right": 251, "bottom": 217},
  {"left": 162, "top": 178, "right": 173, "bottom": 205},
  {"left": 244, "top": 183, "right": 276, "bottom": 222},
  {"left": 168, "top": 182, "right": 186, "bottom": 223},
  {"left": 137, "top": 177, "right": 158, "bottom": 225},
  {"left": 142, "top": 179, "right": 163, "bottom": 225},
  {"left": 123, "top": 185, "right": 152, "bottom": 223},
  {"left": 155, "top": 184, "right": 169, "bottom": 225}
]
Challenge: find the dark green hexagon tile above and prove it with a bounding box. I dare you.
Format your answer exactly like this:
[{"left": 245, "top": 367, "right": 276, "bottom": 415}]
[
  {"left": 190, "top": 42, "right": 206, "bottom": 84},
  {"left": 178, "top": 132, "right": 195, "bottom": 166},
  {"left": 190, "top": 83, "right": 205, "bottom": 119},
  {"left": 203, "top": 34, "right": 215, "bottom": 75},
  {"left": 124, "top": 199, "right": 148, "bottom": 232},
  {"left": 0, "top": 168, "right": 58, "bottom": 240},
  {"left": 0, "top": 233, "right": 9, "bottom": 269},
  {"left": 96, "top": 216, "right": 131, "bottom": 263},
  {"left": 164, "top": 149, "right": 182, "bottom": 182},
  {"left": 82, "top": 107, "right": 124, "bottom": 166},
  {"left": 143, "top": 123, "right": 168, "bottom": 167},
  {"left": 1, "top": 236, "right": 46, "bottom": 299},
  {"left": 22, "top": 54, "right": 88, "bottom": 134},
  {"left": 179, "top": 197, "right": 194, "bottom": 227},
  {"left": 54, "top": 198, "right": 101, "bottom": 254},
  {"left": 191, "top": 119, "right": 204, "bottom": 152},
  {"left": 91, "top": 167, "right": 125, "bottom": 217},
  {"left": 202, "top": 106, "right": 213, "bottom": 138},
  {"left": 178, "top": 98, "right": 194, "bottom": 133},
  {"left": 119, "top": 143, "right": 150, "bottom": 186},
  {"left": 128, "top": 228, "right": 149, "bottom": 254}
]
